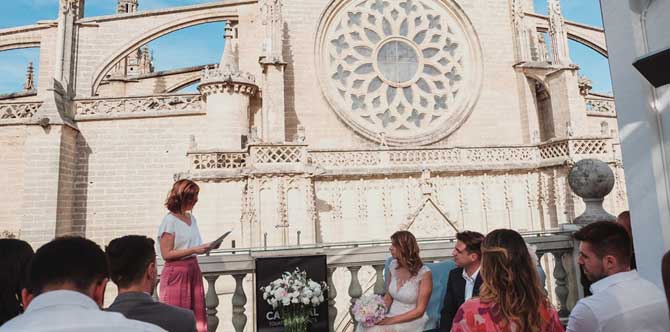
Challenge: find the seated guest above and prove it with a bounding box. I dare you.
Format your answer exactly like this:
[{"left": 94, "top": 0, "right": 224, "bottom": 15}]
[
  {"left": 357, "top": 231, "right": 432, "bottom": 331},
  {"left": 439, "top": 231, "right": 484, "bottom": 332},
  {"left": 106, "top": 235, "right": 196, "bottom": 332},
  {"left": 0, "top": 236, "right": 165, "bottom": 332},
  {"left": 0, "top": 239, "right": 34, "bottom": 325},
  {"left": 567, "top": 221, "right": 670, "bottom": 332},
  {"left": 452, "top": 229, "right": 563, "bottom": 332}
]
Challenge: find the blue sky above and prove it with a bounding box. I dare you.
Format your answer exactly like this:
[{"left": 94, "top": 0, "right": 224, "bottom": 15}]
[{"left": 0, "top": 0, "right": 611, "bottom": 94}]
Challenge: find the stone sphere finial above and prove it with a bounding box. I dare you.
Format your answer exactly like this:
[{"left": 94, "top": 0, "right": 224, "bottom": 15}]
[{"left": 568, "top": 158, "right": 616, "bottom": 224}]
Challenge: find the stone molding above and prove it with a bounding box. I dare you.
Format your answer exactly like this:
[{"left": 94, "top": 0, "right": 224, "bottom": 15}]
[
  {"left": 0, "top": 101, "right": 42, "bottom": 125},
  {"left": 585, "top": 93, "right": 616, "bottom": 117},
  {"left": 184, "top": 137, "right": 614, "bottom": 179},
  {"left": 74, "top": 94, "right": 204, "bottom": 120}
]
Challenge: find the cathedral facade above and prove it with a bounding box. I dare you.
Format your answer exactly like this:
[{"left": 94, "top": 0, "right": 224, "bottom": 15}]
[{"left": 0, "top": 0, "right": 625, "bottom": 249}]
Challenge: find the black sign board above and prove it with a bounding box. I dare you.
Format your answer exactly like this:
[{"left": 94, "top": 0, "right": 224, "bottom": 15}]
[{"left": 255, "top": 255, "right": 329, "bottom": 332}]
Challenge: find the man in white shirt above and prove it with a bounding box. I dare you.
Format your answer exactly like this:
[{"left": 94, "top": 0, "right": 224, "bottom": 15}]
[
  {"left": 0, "top": 236, "right": 165, "bottom": 332},
  {"left": 438, "top": 231, "right": 484, "bottom": 332},
  {"left": 568, "top": 221, "right": 670, "bottom": 332}
]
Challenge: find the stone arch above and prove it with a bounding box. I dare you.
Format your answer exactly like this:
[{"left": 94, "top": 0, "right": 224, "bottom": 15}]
[
  {"left": 567, "top": 33, "right": 607, "bottom": 57},
  {"left": 90, "top": 13, "right": 235, "bottom": 95},
  {"left": 0, "top": 25, "right": 47, "bottom": 52},
  {"left": 165, "top": 75, "right": 201, "bottom": 93},
  {"left": 536, "top": 27, "right": 607, "bottom": 57},
  {"left": 0, "top": 41, "right": 40, "bottom": 52}
]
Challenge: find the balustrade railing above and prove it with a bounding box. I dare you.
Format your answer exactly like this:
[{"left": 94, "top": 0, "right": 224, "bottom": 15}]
[
  {"left": 186, "top": 138, "right": 613, "bottom": 175},
  {"left": 159, "top": 231, "right": 580, "bottom": 332},
  {"left": 74, "top": 94, "right": 203, "bottom": 120},
  {"left": 585, "top": 93, "right": 616, "bottom": 117},
  {"left": 0, "top": 101, "right": 42, "bottom": 124}
]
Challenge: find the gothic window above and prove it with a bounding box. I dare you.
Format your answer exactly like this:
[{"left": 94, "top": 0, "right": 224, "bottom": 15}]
[{"left": 317, "top": 0, "right": 483, "bottom": 145}]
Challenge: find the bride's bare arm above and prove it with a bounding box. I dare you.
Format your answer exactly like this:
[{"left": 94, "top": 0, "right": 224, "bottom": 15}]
[
  {"left": 383, "top": 274, "right": 393, "bottom": 309},
  {"left": 377, "top": 271, "right": 432, "bottom": 325}
]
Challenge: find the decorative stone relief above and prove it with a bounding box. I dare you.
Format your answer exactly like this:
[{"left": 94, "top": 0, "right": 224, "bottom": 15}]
[
  {"left": 0, "top": 102, "right": 41, "bottom": 120},
  {"left": 75, "top": 94, "right": 202, "bottom": 119},
  {"left": 316, "top": 0, "right": 483, "bottom": 145},
  {"left": 585, "top": 97, "right": 616, "bottom": 116}
]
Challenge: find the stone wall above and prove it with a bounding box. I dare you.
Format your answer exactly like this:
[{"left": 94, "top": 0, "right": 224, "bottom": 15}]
[{"left": 0, "top": 126, "right": 27, "bottom": 236}]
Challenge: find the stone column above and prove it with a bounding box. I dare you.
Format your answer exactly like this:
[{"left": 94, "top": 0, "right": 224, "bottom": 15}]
[
  {"left": 547, "top": 0, "right": 570, "bottom": 65},
  {"left": 258, "top": 0, "right": 286, "bottom": 143},
  {"left": 259, "top": 60, "right": 287, "bottom": 143}
]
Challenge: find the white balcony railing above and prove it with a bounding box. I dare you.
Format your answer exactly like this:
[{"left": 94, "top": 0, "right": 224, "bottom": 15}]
[{"left": 158, "top": 231, "right": 580, "bottom": 332}]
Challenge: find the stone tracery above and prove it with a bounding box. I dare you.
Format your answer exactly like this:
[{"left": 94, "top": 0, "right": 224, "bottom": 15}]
[{"left": 317, "top": 0, "right": 482, "bottom": 145}]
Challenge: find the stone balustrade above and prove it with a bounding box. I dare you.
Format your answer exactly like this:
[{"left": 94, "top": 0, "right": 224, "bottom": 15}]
[
  {"left": 0, "top": 101, "right": 42, "bottom": 125},
  {"left": 74, "top": 94, "right": 204, "bottom": 120},
  {"left": 185, "top": 137, "right": 613, "bottom": 177},
  {"left": 158, "top": 231, "right": 580, "bottom": 332},
  {"left": 585, "top": 93, "right": 616, "bottom": 117}
]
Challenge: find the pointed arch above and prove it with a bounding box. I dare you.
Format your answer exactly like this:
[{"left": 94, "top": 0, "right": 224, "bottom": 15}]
[{"left": 90, "top": 12, "right": 236, "bottom": 95}]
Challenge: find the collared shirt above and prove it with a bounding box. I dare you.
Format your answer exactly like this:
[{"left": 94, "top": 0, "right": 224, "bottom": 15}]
[
  {"left": 0, "top": 290, "right": 166, "bottom": 332},
  {"left": 462, "top": 267, "right": 480, "bottom": 301},
  {"left": 567, "top": 270, "right": 670, "bottom": 332}
]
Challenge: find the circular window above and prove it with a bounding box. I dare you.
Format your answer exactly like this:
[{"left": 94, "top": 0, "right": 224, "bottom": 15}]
[
  {"left": 376, "top": 39, "right": 419, "bottom": 85},
  {"left": 316, "top": 0, "right": 483, "bottom": 146}
]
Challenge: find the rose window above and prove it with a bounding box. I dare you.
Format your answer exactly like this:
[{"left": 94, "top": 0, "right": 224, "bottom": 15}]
[{"left": 316, "top": 0, "right": 483, "bottom": 145}]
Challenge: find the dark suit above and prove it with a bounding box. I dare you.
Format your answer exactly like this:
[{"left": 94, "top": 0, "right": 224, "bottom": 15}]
[
  {"left": 107, "top": 292, "right": 196, "bottom": 332},
  {"left": 439, "top": 267, "right": 482, "bottom": 332}
]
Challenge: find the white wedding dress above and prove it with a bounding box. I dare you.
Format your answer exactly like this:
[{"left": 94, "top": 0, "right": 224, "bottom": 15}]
[{"left": 356, "top": 259, "right": 430, "bottom": 332}]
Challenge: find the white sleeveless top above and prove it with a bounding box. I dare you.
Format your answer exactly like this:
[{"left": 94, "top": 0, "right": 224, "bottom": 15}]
[{"left": 157, "top": 213, "right": 203, "bottom": 259}]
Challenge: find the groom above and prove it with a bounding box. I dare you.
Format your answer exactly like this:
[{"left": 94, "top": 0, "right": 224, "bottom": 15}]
[{"left": 439, "top": 231, "right": 484, "bottom": 332}]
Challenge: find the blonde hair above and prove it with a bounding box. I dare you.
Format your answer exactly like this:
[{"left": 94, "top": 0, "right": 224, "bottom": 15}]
[
  {"left": 390, "top": 231, "right": 423, "bottom": 276},
  {"left": 479, "top": 229, "right": 549, "bottom": 332},
  {"left": 165, "top": 179, "right": 199, "bottom": 214}
]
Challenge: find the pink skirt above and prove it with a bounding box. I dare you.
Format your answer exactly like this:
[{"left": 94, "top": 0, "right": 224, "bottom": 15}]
[{"left": 160, "top": 257, "right": 207, "bottom": 332}]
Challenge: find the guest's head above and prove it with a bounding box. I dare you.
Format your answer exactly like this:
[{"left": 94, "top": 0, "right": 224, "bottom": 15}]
[
  {"left": 452, "top": 231, "right": 484, "bottom": 269},
  {"left": 662, "top": 251, "right": 670, "bottom": 316},
  {"left": 0, "top": 239, "right": 34, "bottom": 325},
  {"left": 574, "top": 221, "right": 632, "bottom": 282},
  {"left": 616, "top": 211, "right": 632, "bottom": 238},
  {"left": 390, "top": 230, "right": 423, "bottom": 276},
  {"left": 480, "top": 229, "right": 547, "bottom": 332},
  {"left": 106, "top": 235, "right": 157, "bottom": 295},
  {"left": 23, "top": 236, "right": 109, "bottom": 308},
  {"left": 165, "top": 179, "right": 200, "bottom": 214}
]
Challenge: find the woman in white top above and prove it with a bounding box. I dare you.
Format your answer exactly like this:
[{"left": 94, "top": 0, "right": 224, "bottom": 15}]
[
  {"left": 357, "top": 230, "right": 433, "bottom": 332},
  {"left": 158, "top": 179, "right": 217, "bottom": 332}
]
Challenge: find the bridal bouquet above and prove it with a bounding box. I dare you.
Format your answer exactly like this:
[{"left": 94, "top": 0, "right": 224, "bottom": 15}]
[
  {"left": 260, "top": 268, "right": 328, "bottom": 332},
  {"left": 352, "top": 294, "right": 387, "bottom": 327}
]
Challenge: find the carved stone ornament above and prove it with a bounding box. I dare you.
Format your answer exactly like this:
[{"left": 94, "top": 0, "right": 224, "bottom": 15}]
[{"left": 316, "top": 0, "right": 483, "bottom": 146}]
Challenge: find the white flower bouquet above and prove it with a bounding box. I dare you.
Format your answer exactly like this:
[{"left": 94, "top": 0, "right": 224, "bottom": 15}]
[
  {"left": 352, "top": 294, "right": 387, "bottom": 327},
  {"left": 260, "top": 268, "right": 328, "bottom": 332}
]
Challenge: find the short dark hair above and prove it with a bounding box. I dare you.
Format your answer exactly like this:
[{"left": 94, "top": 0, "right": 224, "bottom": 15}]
[
  {"left": 456, "top": 231, "right": 485, "bottom": 257},
  {"left": 106, "top": 235, "right": 156, "bottom": 288},
  {"left": 0, "top": 239, "right": 34, "bottom": 324},
  {"left": 27, "top": 236, "right": 109, "bottom": 295},
  {"left": 573, "top": 221, "right": 632, "bottom": 266}
]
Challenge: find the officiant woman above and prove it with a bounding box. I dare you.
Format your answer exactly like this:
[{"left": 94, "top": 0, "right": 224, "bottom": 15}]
[{"left": 158, "top": 179, "right": 215, "bottom": 332}]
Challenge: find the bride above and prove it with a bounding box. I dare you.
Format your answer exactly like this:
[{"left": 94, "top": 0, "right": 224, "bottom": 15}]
[{"left": 358, "top": 231, "right": 433, "bottom": 332}]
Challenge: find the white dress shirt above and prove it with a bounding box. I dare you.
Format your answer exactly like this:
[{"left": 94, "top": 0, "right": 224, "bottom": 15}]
[
  {"left": 462, "top": 267, "right": 480, "bottom": 301},
  {"left": 567, "top": 270, "right": 670, "bottom": 332},
  {"left": 0, "top": 290, "right": 166, "bottom": 332}
]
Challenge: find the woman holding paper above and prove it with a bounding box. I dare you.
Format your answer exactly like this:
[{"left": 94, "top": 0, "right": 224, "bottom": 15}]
[{"left": 158, "top": 179, "right": 217, "bottom": 332}]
